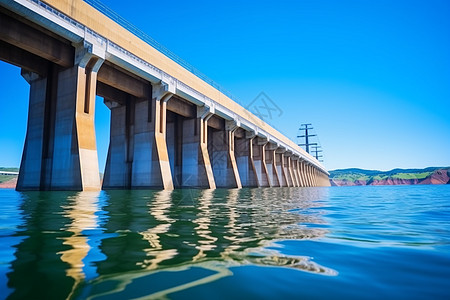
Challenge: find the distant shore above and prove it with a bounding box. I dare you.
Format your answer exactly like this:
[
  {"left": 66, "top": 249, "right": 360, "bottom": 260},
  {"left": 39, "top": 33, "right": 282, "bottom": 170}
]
[
  {"left": 330, "top": 167, "right": 450, "bottom": 186},
  {"left": 0, "top": 177, "right": 17, "bottom": 189}
]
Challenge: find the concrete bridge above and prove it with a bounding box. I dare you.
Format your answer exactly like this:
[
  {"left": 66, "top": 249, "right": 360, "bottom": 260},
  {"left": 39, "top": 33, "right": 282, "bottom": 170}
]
[{"left": 0, "top": 0, "right": 330, "bottom": 191}]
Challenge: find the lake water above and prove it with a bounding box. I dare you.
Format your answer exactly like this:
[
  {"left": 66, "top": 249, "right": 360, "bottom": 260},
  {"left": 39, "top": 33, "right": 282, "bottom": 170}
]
[{"left": 0, "top": 185, "right": 449, "bottom": 299}]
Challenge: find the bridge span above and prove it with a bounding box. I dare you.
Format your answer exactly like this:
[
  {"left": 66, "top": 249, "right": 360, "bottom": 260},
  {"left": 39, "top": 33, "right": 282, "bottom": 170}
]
[{"left": 0, "top": 0, "right": 330, "bottom": 190}]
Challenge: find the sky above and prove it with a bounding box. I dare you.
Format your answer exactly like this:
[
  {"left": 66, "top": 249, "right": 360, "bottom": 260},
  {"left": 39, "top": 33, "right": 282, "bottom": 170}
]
[{"left": 1, "top": 0, "right": 449, "bottom": 171}]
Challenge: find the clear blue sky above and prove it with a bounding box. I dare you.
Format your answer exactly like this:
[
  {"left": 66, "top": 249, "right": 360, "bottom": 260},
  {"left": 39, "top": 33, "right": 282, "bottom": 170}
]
[{"left": 1, "top": 0, "right": 449, "bottom": 171}]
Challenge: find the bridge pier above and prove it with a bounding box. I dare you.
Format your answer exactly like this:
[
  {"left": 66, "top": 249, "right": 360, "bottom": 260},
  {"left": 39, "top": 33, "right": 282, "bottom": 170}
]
[
  {"left": 291, "top": 157, "right": 301, "bottom": 187},
  {"left": 103, "top": 83, "right": 174, "bottom": 189},
  {"left": 235, "top": 135, "right": 258, "bottom": 187},
  {"left": 265, "top": 143, "right": 281, "bottom": 187},
  {"left": 282, "top": 152, "right": 293, "bottom": 187},
  {"left": 252, "top": 137, "right": 270, "bottom": 187},
  {"left": 208, "top": 122, "right": 241, "bottom": 188},
  {"left": 275, "top": 150, "right": 286, "bottom": 187},
  {"left": 17, "top": 49, "right": 103, "bottom": 191},
  {"left": 168, "top": 107, "right": 215, "bottom": 188}
]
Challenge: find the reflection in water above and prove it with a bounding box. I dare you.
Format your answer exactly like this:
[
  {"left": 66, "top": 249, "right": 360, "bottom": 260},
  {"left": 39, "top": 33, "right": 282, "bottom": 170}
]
[
  {"left": 139, "top": 190, "right": 177, "bottom": 270},
  {"left": 7, "top": 192, "right": 83, "bottom": 299},
  {"left": 58, "top": 191, "right": 102, "bottom": 298},
  {"left": 4, "top": 187, "right": 333, "bottom": 299}
]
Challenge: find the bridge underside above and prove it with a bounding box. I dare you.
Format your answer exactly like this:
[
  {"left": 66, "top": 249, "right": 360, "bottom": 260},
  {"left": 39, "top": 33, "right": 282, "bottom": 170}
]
[{"left": 0, "top": 4, "right": 330, "bottom": 191}]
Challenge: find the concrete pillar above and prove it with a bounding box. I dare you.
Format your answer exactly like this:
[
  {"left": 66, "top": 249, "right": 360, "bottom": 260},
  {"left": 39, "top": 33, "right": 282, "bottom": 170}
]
[
  {"left": 176, "top": 107, "right": 215, "bottom": 188},
  {"left": 291, "top": 157, "right": 301, "bottom": 187},
  {"left": 284, "top": 152, "right": 295, "bottom": 187},
  {"left": 307, "top": 164, "right": 314, "bottom": 187},
  {"left": 208, "top": 121, "right": 241, "bottom": 188},
  {"left": 275, "top": 149, "right": 287, "bottom": 186},
  {"left": 265, "top": 143, "right": 281, "bottom": 187},
  {"left": 102, "top": 96, "right": 134, "bottom": 188},
  {"left": 103, "top": 82, "right": 174, "bottom": 189},
  {"left": 17, "top": 48, "right": 103, "bottom": 191},
  {"left": 252, "top": 137, "right": 270, "bottom": 187},
  {"left": 17, "top": 71, "right": 49, "bottom": 190},
  {"left": 235, "top": 134, "right": 258, "bottom": 187},
  {"left": 295, "top": 159, "right": 304, "bottom": 187},
  {"left": 299, "top": 160, "right": 308, "bottom": 187},
  {"left": 301, "top": 161, "right": 311, "bottom": 187}
]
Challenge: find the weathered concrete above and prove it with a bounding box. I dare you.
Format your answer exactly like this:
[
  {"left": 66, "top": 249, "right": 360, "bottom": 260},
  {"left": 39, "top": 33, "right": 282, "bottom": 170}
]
[
  {"left": 103, "top": 82, "right": 174, "bottom": 189},
  {"left": 235, "top": 135, "right": 258, "bottom": 187},
  {"left": 282, "top": 152, "right": 293, "bottom": 187},
  {"left": 252, "top": 137, "right": 270, "bottom": 187},
  {"left": 208, "top": 122, "right": 241, "bottom": 188},
  {"left": 167, "top": 106, "right": 215, "bottom": 188},
  {"left": 17, "top": 49, "right": 102, "bottom": 191},
  {"left": 265, "top": 143, "right": 281, "bottom": 187}
]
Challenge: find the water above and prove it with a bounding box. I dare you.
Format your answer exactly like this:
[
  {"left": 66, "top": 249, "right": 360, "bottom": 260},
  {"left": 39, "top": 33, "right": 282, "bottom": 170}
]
[{"left": 0, "top": 185, "right": 449, "bottom": 299}]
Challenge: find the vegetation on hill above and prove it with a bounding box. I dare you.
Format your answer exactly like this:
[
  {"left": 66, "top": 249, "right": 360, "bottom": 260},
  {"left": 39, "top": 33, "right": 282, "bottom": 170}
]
[{"left": 329, "top": 167, "right": 450, "bottom": 185}]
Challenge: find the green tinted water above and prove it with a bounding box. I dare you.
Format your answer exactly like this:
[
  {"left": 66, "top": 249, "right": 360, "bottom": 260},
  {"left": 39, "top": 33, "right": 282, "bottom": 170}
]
[{"left": 1, "top": 186, "right": 450, "bottom": 299}]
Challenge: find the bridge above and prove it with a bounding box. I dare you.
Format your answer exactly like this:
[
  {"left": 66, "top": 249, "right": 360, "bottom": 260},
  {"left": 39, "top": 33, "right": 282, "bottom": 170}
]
[{"left": 0, "top": 0, "right": 330, "bottom": 191}]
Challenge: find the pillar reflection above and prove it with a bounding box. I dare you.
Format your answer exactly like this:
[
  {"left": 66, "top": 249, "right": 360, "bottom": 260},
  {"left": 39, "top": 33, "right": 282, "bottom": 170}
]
[
  {"left": 6, "top": 192, "right": 80, "bottom": 299},
  {"left": 139, "top": 190, "right": 177, "bottom": 270},
  {"left": 58, "top": 191, "right": 101, "bottom": 298},
  {"left": 192, "top": 189, "right": 217, "bottom": 261}
]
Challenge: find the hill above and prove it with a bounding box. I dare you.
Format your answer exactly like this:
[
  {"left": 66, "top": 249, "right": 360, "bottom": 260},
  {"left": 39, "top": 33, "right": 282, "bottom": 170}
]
[{"left": 329, "top": 167, "right": 450, "bottom": 186}]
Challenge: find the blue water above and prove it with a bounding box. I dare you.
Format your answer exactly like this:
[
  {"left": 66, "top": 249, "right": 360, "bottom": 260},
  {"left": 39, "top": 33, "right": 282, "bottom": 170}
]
[{"left": 0, "top": 185, "right": 449, "bottom": 299}]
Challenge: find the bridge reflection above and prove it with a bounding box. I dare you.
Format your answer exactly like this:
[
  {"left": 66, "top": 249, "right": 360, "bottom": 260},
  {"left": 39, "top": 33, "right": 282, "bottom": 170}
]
[{"left": 6, "top": 188, "right": 333, "bottom": 299}]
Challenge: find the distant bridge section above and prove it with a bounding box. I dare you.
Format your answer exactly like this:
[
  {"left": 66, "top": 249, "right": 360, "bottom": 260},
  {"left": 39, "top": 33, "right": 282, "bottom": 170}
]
[{"left": 0, "top": 0, "right": 330, "bottom": 190}]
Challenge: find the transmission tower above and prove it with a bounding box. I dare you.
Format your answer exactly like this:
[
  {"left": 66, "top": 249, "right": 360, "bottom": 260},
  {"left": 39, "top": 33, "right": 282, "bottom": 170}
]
[
  {"left": 311, "top": 145, "right": 323, "bottom": 162},
  {"left": 297, "top": 123, "right": 316, "bottom": 154}
]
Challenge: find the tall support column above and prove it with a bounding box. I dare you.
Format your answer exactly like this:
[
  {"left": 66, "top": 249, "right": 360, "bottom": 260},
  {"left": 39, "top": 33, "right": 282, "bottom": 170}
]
[
  {"left": 297, "top": 158, "right": 306, "bottom": 187},
  {"left": 252, "top": 137, "right": 270, "bottom": 187},
  {"left": 265, "top": 143, "right": 281, "bottom": 187},
  {"left": 209, "top": 121, "right": 241, "bottom": 188},
  {"left": 303, "top": 162, "right": 312, "bottom": 187},
  {"left": 17, "top": 71, "right": 50, "bottom": 190},
  {"left": 235, "top": 134, "right": 258, "bottom": 187},
  {"left": 306, "top": 164, "right": 314, "bottom": 187},
  {"left": 227, "top": 122, "right": 242, "bottom": 188},
  {"left": 178, "top": 107, "right": 215, "bottom": 188},
  {"left": 285, "top": 152, "right": 295, "bottom": 187},
  {"left": 300, "top": 160, "right": 308, "bottom": 187},
  {"left": 152, "top": 84, "right": 173, "bottom": 190},
  {"left": 102, "top": 95, "right": 134, "bottom": 189},
  {"left": 296, "top": 159, "right": 305, "bottom": 187},
  {"left": 17, "top": 45, "right": 103, "bottom": 191},
  {"left": 281, "top": 151, "right": 292, "bottom": 187},
  {"left": 197, "top": 107, "right": 216, "bottom": 188},
  {"left": 275, "top": 149, "right": 287, "bottom": 187},
  {"left": 103, "top": 82, "right": 173, "bottom": 189},
  {"left": 291, "top": 157, "right": 301, "bottom": 187},
  {"left": 289, "top": 155, "right": 300, "bottom": 187}
]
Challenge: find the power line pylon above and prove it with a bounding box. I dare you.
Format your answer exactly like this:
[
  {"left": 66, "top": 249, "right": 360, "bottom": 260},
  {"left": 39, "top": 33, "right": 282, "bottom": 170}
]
[
  {"left": 297, "top": 123, "right": 316, "bottom": 154},
  {"left": 311, "top": 145, "right": 323, "bottom": 162}
]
